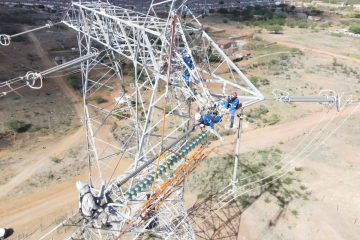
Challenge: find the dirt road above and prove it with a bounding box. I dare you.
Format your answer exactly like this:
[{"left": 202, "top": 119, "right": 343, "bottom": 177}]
[
  {"left": 0, "top": 128, "right": 83, "bottom": 199},
  {"left": 260, "top": 31, "right": 360, "bottom": 64}
]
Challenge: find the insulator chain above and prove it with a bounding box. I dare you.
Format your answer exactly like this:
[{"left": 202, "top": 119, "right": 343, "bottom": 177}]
[
  {"left": 272, "top": 88, "right": 341, "bottom": 111},
  {"left": 0, "top": 34, "right": 11, "bottom": 46},
  {"left": 25, "top": 72, "right": 43, "bottom": 90}
]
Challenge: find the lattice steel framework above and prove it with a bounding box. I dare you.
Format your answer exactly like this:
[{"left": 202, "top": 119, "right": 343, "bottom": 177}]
[{"left": 53, "top": 0, "right": 263, "bottom": 239}]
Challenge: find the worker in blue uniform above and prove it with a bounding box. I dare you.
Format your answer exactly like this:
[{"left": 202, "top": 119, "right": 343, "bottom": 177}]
[
  {"left": 222, "top": 91, "right": 242, "bottom": 129},
  {"left": 195, "top": 112, "right": 223, "bottom": 140},
  {"left": 182, "top": 50, "right": 195, "bottom": 87},
  {"left": 195, "top": 112, "right": 222, "bottom": 129}
]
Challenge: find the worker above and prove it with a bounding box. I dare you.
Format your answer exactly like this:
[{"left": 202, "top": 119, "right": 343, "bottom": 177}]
[
  {"left": 222, "top": 91, "right": 242, "bottom": 129},
  {"left": 195, "top": 112, "right": 223, "bottom": 140},
  {"left": 182, "top": 50, "right": 195, "bottom": 87},
  {"left": 76, "top": 181, "right": 100, "bottom": 219}
]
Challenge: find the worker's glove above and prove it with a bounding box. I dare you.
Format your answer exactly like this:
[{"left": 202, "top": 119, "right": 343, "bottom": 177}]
[{"left": 200, "top": 124, "right": 204, "bottom": 128}]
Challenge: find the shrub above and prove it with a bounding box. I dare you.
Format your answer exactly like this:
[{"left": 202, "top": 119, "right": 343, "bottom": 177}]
[
  {"left": 112, "top": 107, "right": 130, "bottom": 120},
  {"left": 249, "top": 105, "right": 269, "bottom": 118},
  {"left": 223, "top": 18, "right": 228, "bottom": 23},
  {"left": 297, "top": 22, "right": 309, "bottom": 28},
  {"left": 349, "top": 24, "right": 360, "bottom": 34},
  {"left": 260, "top": 78, "right": 270, "bottom": 85},
  {"left": 287, "top": 21, "right": 296, "bottom": 28},
  {"left": 92, "top": 95, "right": 107, "bottom": 104},
  {"left": 208, "top": 54, "right": 221, "bottom": 62},
  {"left": 51, "top": 157, "right": 62, "bottom": 164},
  {"left": 5, "top": 120, "right": 29, "bottom": 132},
  {"left": 266, "top": 24, "right": 283, "bottom": 34},
  {"left": 67, "top": 75, "right": 82, "bottom": 90},
  {"left": 218, "top": 8, "right": 228, "bottom": 14},
  {"left": 249, "top": 76, "right": 259, "bottom": 87},
  {"left": 267, "top": 114, "right": 280, "bottom": 125},
  {"left": 274, "top": 12, "right": 287, "bottom": 19}
]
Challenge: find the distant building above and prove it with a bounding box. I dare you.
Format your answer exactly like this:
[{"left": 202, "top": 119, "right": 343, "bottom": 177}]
[
  {"left": 216, "top": 39, "right": 239, "bottom": 56},
  {"left": 216, "top": 40, "right": 233, "bottom": 50}
]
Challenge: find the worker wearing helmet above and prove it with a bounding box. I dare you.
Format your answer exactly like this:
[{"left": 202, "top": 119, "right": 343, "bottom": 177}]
[
  {"left": 222, "top": 91, "right": 242, "bottom": 129},
  {"left": 182, "top": 50, "right": 195, "bottom": 86},
  {"left": 76, "top": 181, "right": 100, "bottom": 218}
]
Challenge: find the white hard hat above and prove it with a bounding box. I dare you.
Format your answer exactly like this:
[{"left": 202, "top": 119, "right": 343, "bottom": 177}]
[
  {"left": 0, "top": 228, "right": 5, "bottom": 237},
  {"left": 195, "top": 112, "right": 201, "bottom": 121}
]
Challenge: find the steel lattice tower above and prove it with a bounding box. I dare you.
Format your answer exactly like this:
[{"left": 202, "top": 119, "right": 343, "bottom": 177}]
[{"left": 58, "top": 0, "right": 263, "bottom": 239}]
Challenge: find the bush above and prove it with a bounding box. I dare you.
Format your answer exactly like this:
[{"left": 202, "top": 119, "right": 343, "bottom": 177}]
[
  {"left": 267, "top": 24, "right": 283, "bottom": 34},
  {"left": 249, "top": 76, "right": 259, "bottom": 87},
  {"left": 267, "top": 114, "right": 280, "bottom": 125},
  {"left": 67, "top": 75, "right": 82, "bottom": 90},
  {"left": 208, "top": 54, "right": 221, "bottom": 62},
  {"left": 287, "top": 21, "right": 296, "bottom": 28},
  {"left": 218, "top": 8, "right": 228, "bottom": 14},
  {"left": 274, "top": 12, "right": 287, "bottom": 19},
  {"left": 260, "top": 78, "right": 270, "bottom": 85},
  {"left": 223, "top": 18, "right": 228, "bottom": 23},
  {"left": 249, "top": 105, "right": 269, "bottom": 118},
  {"left": 92, "top": 95, "right": 107, "bottom": 104},
  {"left": 297, "top": 22, "right": 309, "bottom": 28},
  {"left": 5, "top": 120, "right": 29, "bottom": 132},
  {"left": 349, "top": 24, "right": 360, "bottom": 34}
]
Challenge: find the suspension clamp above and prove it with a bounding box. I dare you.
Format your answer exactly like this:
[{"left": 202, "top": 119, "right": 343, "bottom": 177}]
[{"left": 0, "top": 34, "right": 11, "bottom": 46}]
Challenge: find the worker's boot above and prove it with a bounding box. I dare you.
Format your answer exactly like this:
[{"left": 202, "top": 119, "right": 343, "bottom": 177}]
[{"left": 229, "top": 121, "right": 234, "bottom": 129}]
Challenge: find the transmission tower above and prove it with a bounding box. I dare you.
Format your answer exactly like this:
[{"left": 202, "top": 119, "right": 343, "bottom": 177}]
[{"left": 53, "top": 0, "right": 263, "bottom": 239}]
